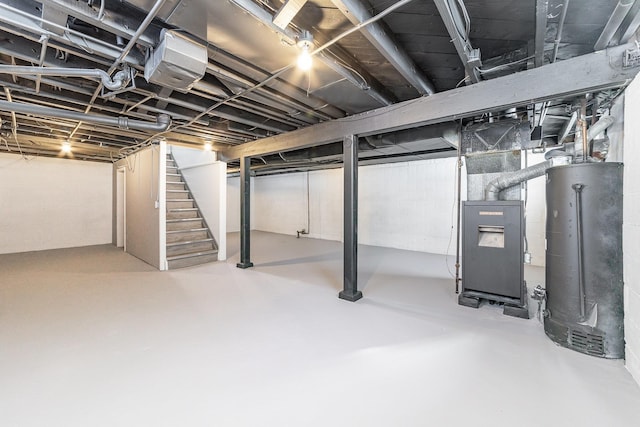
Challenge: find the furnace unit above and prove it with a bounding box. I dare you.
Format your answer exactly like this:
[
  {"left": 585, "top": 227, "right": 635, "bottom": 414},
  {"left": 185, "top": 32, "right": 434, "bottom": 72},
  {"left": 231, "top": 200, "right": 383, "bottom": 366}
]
[{"left": 459, "top": 200, "right": 528, "bottom": 318}]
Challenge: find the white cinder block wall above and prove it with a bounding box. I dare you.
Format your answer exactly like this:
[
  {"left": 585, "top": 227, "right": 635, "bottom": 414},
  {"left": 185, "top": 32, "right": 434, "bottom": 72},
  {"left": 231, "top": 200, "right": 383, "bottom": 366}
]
[
  {"left": 0, "top": 153, "right": 112, "bottom": 254},
  {"left": 623, "top": 75, "right": 640, "bottom": 385},
  {"left": 250, "top": 156, "right": 548, "bottom": 266},
  {"left": 227, "top": 176, "right": 255, "bottom": 233}
]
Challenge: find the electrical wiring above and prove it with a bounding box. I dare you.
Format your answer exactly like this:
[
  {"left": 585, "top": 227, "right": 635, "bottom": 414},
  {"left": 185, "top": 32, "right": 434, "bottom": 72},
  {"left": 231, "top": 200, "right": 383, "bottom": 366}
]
[
  {"left": 476, "top": 55, "right": 534, "bottom": 74},
  {"left": 120, "top": 0, "right": 417, "bottom": 157}
]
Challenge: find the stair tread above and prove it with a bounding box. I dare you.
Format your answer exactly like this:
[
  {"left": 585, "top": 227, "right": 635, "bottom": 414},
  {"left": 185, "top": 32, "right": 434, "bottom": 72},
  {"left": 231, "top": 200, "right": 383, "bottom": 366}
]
[
  {"left": 167, "top": 198, "right": 195, "bottom": 202},
  {"left": 166, "top": 189, "right": 189, "bottom": 193},
  {"left": 168, "top": 208, "right": 198, "bottom": 212},
  {"left": 167, "top": 228, "right": 208, "bottom": 234},
  {"left": 167, "top": 217, "right": 202, "bottom": 223},
  {"left": 167, "top": 249, "right": 218, "bottom": 261},
  {"left": 167, "top": 238, "right": 214, "bottom": 247}
]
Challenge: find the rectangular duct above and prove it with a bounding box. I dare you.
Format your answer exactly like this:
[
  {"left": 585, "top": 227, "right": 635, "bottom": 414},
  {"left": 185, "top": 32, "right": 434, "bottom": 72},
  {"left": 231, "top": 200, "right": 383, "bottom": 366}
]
[{"left": 144, "top": 29, "right": 208, "bottom": 92}]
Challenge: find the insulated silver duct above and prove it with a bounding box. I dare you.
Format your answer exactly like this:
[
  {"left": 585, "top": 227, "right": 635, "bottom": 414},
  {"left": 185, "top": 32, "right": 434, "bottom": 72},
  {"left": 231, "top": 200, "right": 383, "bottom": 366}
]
[
  {"left": 485, "top": 160, "right": 553, "bottom": 201},
  {"left": 0, "top": 100, "right": 171, "bottom": 132},
  {"left": 486, "top": 114, "right": 616, "bottom": 200},
  {"left": 0, "top": 65, "right": 129, "bottom": 91}
]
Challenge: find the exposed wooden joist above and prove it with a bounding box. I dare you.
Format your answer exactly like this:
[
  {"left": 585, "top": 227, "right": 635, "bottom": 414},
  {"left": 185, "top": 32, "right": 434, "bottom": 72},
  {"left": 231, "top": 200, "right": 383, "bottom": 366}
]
[{"left": 535, "top": 0, "right": 549, "bottom": 67}]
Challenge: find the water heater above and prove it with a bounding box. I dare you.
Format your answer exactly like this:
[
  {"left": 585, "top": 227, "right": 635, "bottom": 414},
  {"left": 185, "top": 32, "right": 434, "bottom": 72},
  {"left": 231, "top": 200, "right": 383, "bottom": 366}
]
[{"left": 544, "top": 162, "right": 624, "bottom": 358}]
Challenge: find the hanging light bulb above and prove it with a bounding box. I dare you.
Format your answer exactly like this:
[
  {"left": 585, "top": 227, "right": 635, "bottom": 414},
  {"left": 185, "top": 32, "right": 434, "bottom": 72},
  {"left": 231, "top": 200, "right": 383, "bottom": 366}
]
[
  {"left": 297, "top": 47, "right": 312, "bottom": 71},
  {"left": 204, "top": 141, "right": 213, "bottom": 151},
  {"left": 61, "top": 141, "right": 71, "bottom": 153},
  {"left": 297, "top": 31, "right": 314, "bottom": 71}
]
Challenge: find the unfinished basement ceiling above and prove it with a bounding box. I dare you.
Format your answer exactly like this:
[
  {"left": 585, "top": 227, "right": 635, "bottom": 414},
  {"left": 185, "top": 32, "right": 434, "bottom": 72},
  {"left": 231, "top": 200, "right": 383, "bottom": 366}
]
[{"left": 0, "top": 0, "right": 637, "bottom": 173}]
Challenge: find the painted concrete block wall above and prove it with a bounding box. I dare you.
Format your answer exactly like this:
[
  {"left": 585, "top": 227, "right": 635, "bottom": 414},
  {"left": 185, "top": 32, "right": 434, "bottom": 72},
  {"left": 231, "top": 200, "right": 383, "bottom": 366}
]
[
  {"left": 623, "top": 75, "right": 640, "bottom": 386},
  {"left": 308, "top": 169, "right": 343, "bottom": 242},
  {"left": 0, "top": 153, "right": 112, "bottom": 254},
  {"left": 250, "top": 157, "right": 548, "bottom": 265},
  {"left": 171, "top": 146, "right": 227, "bottom": 260},
  {"left": 254, "top": 173, "right": 309, "bottom": 236},
  {"left": 358, "top": 159, "right": 460, "bottom": 254},
  {"left": 122, "top": 146, "right": 161, "bottom": 268},
  {"left": 523, "top": 152, "right": 547, "bottom": 267}
]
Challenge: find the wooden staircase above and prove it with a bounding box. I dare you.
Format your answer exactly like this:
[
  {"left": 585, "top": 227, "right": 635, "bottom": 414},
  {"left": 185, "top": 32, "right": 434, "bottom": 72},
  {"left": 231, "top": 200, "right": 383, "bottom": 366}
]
[{"left": 166, "top": 153, "right": 218, "bottom": 269}]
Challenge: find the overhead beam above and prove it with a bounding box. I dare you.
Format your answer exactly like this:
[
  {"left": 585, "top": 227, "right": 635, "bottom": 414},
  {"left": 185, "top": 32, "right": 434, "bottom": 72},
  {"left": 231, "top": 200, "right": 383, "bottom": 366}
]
[{"left": 221, "top": 43, "right": 640, "bottom": 161}]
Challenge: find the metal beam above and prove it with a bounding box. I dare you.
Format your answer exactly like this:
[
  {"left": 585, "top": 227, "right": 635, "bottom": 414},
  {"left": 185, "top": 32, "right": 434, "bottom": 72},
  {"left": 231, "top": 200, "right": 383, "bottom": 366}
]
[
  {"left": 432, "top": 0, "right": 481, "bottom": 83},
  {"left": 221, "top": 43, "right": 640, "bottom": 161},
  {"left": 236, "top": 156, "right": 254, "bottom": 269},
  {"left": 535, "top": 0, "right": 548, "bottom": 67},
  {"left": 339, "top": 134, "right": 362, "bottom": 302}
]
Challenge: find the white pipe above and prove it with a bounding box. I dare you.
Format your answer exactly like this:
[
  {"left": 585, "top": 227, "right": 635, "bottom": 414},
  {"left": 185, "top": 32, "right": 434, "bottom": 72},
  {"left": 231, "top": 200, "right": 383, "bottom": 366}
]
[{"left": 587, "top": 115, "right": 616, "bottom": 141}]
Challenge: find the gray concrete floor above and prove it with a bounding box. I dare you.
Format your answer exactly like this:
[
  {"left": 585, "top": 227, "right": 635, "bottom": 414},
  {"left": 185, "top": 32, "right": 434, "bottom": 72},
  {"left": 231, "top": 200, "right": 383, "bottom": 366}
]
[{"left": 1, "top": 231, "right": 639, "bottom": 426}]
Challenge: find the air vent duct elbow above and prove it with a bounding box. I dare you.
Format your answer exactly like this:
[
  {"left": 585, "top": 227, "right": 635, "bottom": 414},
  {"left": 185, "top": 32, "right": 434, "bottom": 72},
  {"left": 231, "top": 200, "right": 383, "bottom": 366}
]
[{"left": 144, "top": 29, "right": 208, "bottom": 92}]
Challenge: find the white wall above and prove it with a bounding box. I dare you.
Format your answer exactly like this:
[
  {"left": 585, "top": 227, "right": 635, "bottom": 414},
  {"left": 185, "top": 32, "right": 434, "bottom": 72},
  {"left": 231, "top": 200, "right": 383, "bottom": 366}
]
[
  {"left": 523, "top": 152, "right": 547, "bottom": 267},
  {"left": 171, "top": 146, "right": 227, "bottom": 260},
  {"left": 227, "top": 175, "right": 255, "bottom": 233},
  {"left": 623, "top": 75, "right": 640, "bottom": 386},
  {"left": 119, "top": 146, "right": 161, "bottom": 269},
  {"left": 250, "top": 157, "right": 547, "bottom": 265},
  {"left": 0, "top": 153, "right": 112, "bottom": 254}
]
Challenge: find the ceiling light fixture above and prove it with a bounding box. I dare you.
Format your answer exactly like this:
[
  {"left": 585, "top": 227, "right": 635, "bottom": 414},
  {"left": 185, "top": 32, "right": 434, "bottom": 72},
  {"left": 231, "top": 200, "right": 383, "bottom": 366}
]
[
  {"left": 204, "top": 141, "right": 213, "bottom": 151},
  {"left": 61, "top": 141, "right": 71, "bottom": 153},
  {"left": 297, "top": 31, "right": 313, "bottom": 71}
]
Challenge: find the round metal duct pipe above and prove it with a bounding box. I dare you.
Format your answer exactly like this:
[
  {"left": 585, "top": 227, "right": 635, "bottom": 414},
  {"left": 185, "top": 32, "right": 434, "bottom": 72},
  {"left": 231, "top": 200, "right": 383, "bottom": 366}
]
[{"left": 0, "top": 100, "right": 171, "bottom": 132}]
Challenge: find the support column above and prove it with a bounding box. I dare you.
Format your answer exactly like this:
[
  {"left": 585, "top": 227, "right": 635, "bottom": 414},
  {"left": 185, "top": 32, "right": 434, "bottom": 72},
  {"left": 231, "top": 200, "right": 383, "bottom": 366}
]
[
  {"left": 237, "top": 156, "right": 253, "bottom": 269},
  {"left": 339, "top": 134, "right": 362, "bottom": 301}
]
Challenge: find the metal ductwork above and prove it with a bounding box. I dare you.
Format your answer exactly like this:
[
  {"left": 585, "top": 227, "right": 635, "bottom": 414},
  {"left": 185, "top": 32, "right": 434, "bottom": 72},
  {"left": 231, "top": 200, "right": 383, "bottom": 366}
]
[
  {"left": 0, "top": 65, "right": 130, "bottom": 91},
  {"left": 144, "top": 29, "right": 209, "bottom": 92},
  {"left": 330, "top": 0, "right": 436, "bottom": 95},
  {"left": 0, "top": 100, "right": 171, "bottom": 132},
  {"left": 485, "top": 159, "right": 553, "bottom": 201}
]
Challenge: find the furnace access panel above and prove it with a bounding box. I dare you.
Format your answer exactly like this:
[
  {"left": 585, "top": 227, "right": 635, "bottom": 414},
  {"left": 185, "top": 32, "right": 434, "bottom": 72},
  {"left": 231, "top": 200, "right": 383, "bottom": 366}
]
[{"left": 461, "top": 201, "right": 524, "bottom": 299}]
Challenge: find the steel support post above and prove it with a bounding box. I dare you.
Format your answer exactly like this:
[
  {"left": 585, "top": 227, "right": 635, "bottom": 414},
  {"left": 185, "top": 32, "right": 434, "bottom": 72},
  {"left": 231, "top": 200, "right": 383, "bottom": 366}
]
[
  {"left": 339, "top": 134, "right": 362, "bottom": 302},
  {"left": 237, "top": 156, "right": 254, "bottom": 269}
]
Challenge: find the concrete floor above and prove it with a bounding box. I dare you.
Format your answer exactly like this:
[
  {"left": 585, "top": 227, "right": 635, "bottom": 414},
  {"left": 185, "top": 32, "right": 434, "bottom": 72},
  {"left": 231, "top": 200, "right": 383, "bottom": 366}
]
[{"left": 1, "top": 231, "right": 639, "bottom": 426}]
